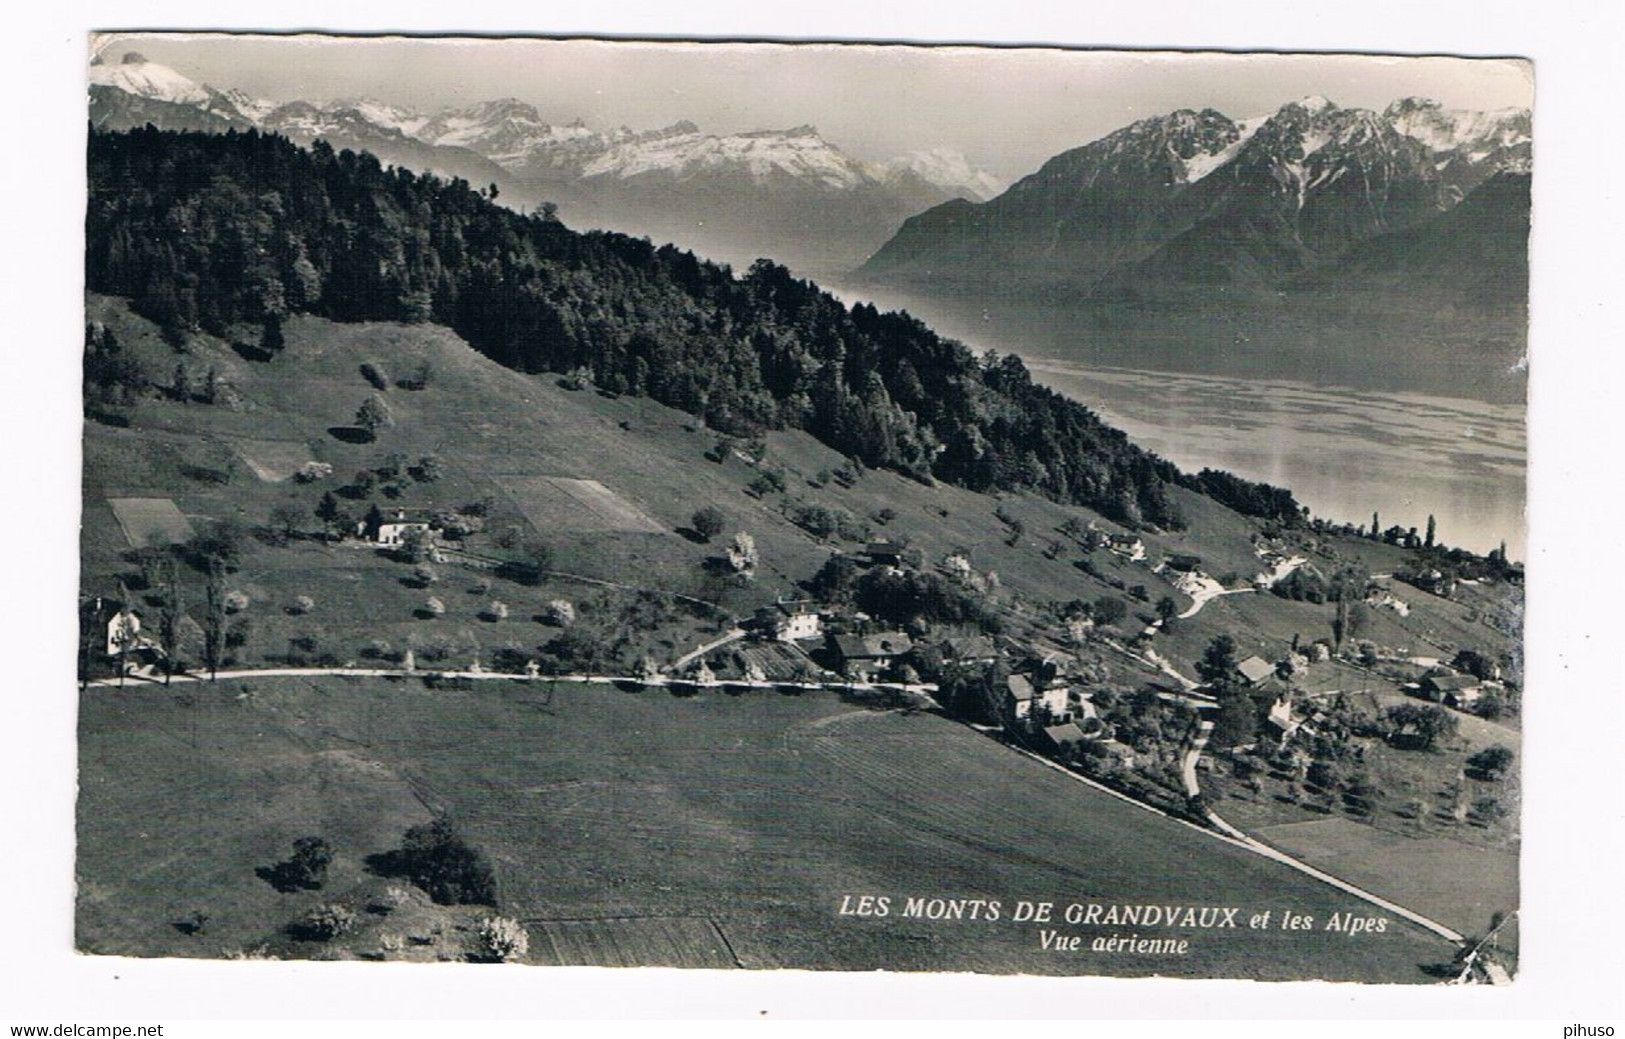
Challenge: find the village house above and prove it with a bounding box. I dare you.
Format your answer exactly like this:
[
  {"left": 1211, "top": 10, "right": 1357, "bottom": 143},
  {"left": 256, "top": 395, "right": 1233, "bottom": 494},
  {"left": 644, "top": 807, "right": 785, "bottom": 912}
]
[
  {"left": 1164, "top": 553, "right": 1204, "bottom": 574},
  {"left": 1264, "top": 695, "right": 1301, "bottom": 741},
  {"left": 1405, "top": 567, "right": 1457, "bottom": 599},
  {"left": 361, "top": 507, "right": 440, "bottom": 549},
  {"left": 1005, "top": 672, "right": 1070, "bottom": 723},
  {"left": 1042, "top": 721, "right": 1088, "bottom": 752},
  {"left": 829, "top": 630, "right": 914, "bottom": 680},
  {"left": 937, "top": 635, "right": 999, "bottom": 667},
  {"left": 1105, "top": 534, "right": 1146, "bottom": 561},
  {"left": 104, "top": 605, "right": 162, "bottom": 662},
  {"left": 863, "top": 539, "right": 904, "bottom": 568},
  {"left": 1234, "top": 655, "right": 1277, "bottom": 688},
  {"left": 1418, "top": 671, "right": 1489, "bottom": 709},
  {"left": 754, "top": 599, "right": 822, "bottom": 642}
]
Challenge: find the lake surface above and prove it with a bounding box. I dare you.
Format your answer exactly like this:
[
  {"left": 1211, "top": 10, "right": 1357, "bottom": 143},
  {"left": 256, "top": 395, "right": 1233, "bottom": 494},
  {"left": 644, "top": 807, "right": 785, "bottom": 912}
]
[
  {"left": 816, "top": 277, "right": 1527, "bottom": 560},
  {"left": 1025, "top": 361, "right": 1526, "bottom": 559}
]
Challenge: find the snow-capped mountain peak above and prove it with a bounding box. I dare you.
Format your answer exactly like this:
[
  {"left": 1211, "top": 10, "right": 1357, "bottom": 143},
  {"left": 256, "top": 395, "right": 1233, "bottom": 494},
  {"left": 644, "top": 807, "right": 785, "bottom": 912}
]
[
  {"left": 579, "top": 124, "right": 874, "bottom": 190},
  {"left": 1287, "top": 94, "right": 1336, "bottom": 114},
  {"left": 88, "top": 52, "right": 212, "bottom": 107},
  {"left": 878, "top": 147, "right": 1006, "bottom": 201}
]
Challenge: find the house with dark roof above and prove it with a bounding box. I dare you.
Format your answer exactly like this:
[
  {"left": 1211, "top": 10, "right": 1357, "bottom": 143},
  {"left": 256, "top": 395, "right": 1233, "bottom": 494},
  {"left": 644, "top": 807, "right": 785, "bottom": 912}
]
[
  {"left": 939, "top": 635, "right": 999, "bottom": 666},
  {"left": 1165, "top": 554, "right": 1204, "bottom": 574},
  {"left": 1419, "top": 672, "right": 1486, "bottom": 708},
  {"left": 829, "top": 630, "right": 913, "bottom": 679},
  {"left": 1042, "top": 721, "right": 1088, "bottom": 751},
  {"left": 863, "top": 540, "right": 904, "bottom": 567}
]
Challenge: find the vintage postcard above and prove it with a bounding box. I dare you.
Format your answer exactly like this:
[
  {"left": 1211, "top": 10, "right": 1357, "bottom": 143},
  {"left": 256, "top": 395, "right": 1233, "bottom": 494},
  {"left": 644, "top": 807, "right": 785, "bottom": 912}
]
[{"left": 78, "top": 33, "right": 1528, "bottom": 984}]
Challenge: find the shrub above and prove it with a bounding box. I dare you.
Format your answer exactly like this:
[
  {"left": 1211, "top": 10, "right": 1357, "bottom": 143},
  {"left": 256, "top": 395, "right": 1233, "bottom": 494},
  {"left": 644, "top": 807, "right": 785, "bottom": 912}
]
[
  {"left": 545, "top": 600, "right": 576, "bottom": 627},
  {"left": 289, "top": 595, "right": 315, "bottom": 615},
  {"left": 290, "top": 902, "right": 357, "bottom": 942},
  {"left": 367, "top": 886, "right": 411, "bottom": 915},
  {"left": 360, "top": 361, "right": 389, "bottom": 390},
  {"left": 294, "top": 461, "right": 334, "bottom": 484},
  {"left": 396, "top": 361, "right": 432, "bottom": 391},
  {"left": 1471, "top": 796, "right": 1507, "bottom": 824},
  {"left": 223, "top": 590, "right": 250, "bottom": 614},
  {"left": 726, "top": 532, "right": 759, "bottom": 574},
  {"left": 485, "top": 600, "right": 509, "bottom": 622},
  {"left": 473, "top": 916, "right": 530, "bottom": 963},
  {"left": 414, "top": 564, "right": 439, "bottom": 586},
  {"left": 424, "top": 596, "right": 446, "bottom": 618}
]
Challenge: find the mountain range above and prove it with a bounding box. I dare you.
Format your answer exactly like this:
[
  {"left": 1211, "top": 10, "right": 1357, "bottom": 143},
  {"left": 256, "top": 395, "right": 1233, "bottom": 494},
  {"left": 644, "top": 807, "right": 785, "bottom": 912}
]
[
  {"left": 88, "top": 52, "right": 1005, "bottom": 276},
  {"left": 857, "top": 94, "right": 1530, "bottom": 301}
]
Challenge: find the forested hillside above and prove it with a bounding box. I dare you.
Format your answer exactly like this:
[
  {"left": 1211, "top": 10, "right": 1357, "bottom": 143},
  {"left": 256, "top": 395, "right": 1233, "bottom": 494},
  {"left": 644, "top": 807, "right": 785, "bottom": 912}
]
[{"left": 86, "top": 126, "right": 1304, "bottom": 530}]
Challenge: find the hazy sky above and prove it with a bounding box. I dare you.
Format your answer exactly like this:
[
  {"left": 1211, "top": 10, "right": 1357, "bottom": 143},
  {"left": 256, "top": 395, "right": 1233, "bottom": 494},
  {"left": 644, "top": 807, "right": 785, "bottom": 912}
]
[{"left": 92, "top": 33, "right": 1533, "bottom": 181}]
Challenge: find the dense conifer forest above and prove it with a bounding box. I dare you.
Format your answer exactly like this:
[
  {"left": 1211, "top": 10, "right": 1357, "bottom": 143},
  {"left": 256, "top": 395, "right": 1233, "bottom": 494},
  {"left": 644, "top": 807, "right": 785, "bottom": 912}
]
[{"left": 86, "top": 126, "right": 1307, "bottom": 530}]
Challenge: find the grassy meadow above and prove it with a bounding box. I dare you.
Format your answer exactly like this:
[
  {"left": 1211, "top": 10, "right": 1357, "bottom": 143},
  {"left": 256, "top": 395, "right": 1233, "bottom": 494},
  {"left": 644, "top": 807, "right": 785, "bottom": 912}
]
[{"left": 77, "top": 675, "right": 1457, "bottom": 980}]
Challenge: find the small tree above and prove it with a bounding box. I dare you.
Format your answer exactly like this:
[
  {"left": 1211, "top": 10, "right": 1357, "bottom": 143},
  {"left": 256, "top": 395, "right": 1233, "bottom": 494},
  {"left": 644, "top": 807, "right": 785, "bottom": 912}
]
[
  {"left": 289, "top": 595, "right": 315, "bottom": 615},
  {"left": 158, "top": 556, "right": 185, "bottom": 685},
  {"left": 1466, "top": 745, "right": 1515, "bottom": 781},
  {"left": 315, "top": 492, "right": 354, "bottom": 540},
  {"left": 1386, "top": 703, "right": 1459, "bottom": 750},
  {"left": 203, "top": 559, "right": 226, "bottom": 680},
  {"left": 691, "top": 506, "right": 726, "bottom": 542},
  {"left": 1091, "top": 596, "right": 1127, "bottom": 627},
  {"left": 266, "top": 836, "right": 334, "bottom": 892},
  {"left": 1197, "top": 634, "right": 1240, "bottom": 688},
  {"left": 545, "top": 600, "right": 576, "bottom": 627},
  {"left": 485, "top": 600, "right": 509, "bottom": 622},
  {"left": 424, "top": 596, "right": 446, "bottom": 618},
  {"left": 400, "top": 526, "right": 437, "bottom": 564},
  {"left": 415, "top": 454, "right": 445, "bottom": 482},
  {"left": 268, "top": 504, "right": 304, "bottom": 544},
  {"left": 1155, "top": 596, "right": 1178, "bottom": 625},
  {"left": 398, "top": 818, "right": 497, "bottom": 906},
  {"left": 414, "top": 564, "right": 440, "bottom": 587},
  {"left": 355, "top": 394, "right": 394, "bottom": 440}
]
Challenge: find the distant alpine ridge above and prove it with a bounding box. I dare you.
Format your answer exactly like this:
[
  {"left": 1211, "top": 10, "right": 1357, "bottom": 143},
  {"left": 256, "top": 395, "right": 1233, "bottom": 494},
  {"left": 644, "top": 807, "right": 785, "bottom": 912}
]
[
  {"left": 857, "top": 94, "right": 1530, "bottom": 299},
  {"left": 88, "top": 52, "right": 1006, "bottom": 274}
]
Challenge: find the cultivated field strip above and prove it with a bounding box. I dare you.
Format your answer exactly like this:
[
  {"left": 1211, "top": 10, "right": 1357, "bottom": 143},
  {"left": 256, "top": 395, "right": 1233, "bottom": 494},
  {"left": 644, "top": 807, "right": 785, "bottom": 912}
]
[
  {"left": 505, "top": 475, "right": 665, "bottom": 534},
  {"left": 107, "top": 496, "right": 194, "bottom": 548},
  {"left": 529, "top": 915, "right": 740, "bottom": 969}
]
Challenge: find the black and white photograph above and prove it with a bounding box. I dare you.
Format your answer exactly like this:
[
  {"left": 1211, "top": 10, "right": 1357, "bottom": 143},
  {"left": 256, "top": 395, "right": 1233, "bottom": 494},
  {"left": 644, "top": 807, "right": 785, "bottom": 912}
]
[{"left": 67, "top": 31, "right": 1539, "bottom": 988}]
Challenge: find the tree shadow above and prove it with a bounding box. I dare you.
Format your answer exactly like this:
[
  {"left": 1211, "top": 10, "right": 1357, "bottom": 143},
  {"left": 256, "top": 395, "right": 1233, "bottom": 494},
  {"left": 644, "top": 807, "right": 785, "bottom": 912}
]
[
  {"left": 255, "top": 861, "right": 308, "bottom": 894},
  {"left": 676, "top": 527, "right": 708, "bottom": 545},
  {"left": 363, "top": 849, "right": 410, "bottom": 880},
  {"left": 328, "top": 426, "right": 374, "bottom": 444},
  {"left": 229, "top": 340, "right": 275, "bottom": 363}
]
